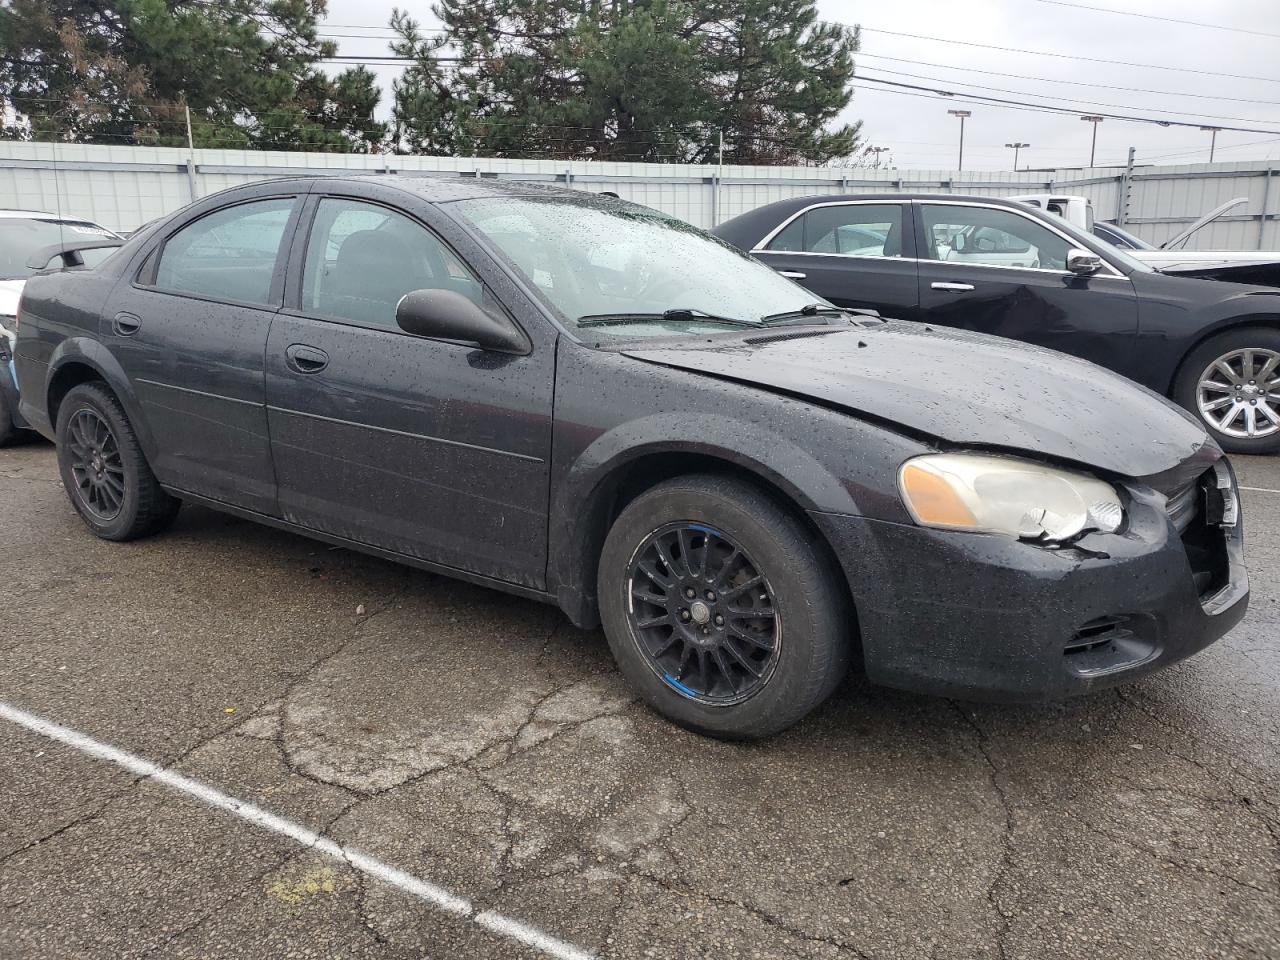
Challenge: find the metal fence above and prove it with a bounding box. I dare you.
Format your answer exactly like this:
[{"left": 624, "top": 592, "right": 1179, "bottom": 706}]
[{"left": 2, "top": 140, "right": 1277, "bottom": 249}]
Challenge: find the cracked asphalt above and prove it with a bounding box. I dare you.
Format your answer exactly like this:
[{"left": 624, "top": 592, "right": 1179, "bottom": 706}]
[{"left": 1, "top": 440, "right": 1277, "bottom": 959}]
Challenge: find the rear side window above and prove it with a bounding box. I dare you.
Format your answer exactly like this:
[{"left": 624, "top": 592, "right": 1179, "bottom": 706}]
[
  {"left": 301, "top": 197, "right": 483, "bottom": 331},
  {"left": 767, "top": 204, "right": 904, "bottom": 258},
  {"left": 152, "top": 198, "right": 295, "bottom": 306}
]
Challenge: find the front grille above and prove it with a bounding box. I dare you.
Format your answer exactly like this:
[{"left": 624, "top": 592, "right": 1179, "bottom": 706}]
[
  {"left": 1164, "top": 479, "right": 1200, "bottom": 534},
  {"left": 1170, "top": 466, "right": 1233, "bottom": 600}
]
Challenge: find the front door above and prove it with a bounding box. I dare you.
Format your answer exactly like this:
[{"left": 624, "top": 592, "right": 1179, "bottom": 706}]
[
  {"left": 104, "top": 193, "right": 302, "bottom": 514},
  {"left": 913, "top": 201, "right": 1140, "bottom": 378},
  {"left": 749, "top": 201, "right": 919, "bottom": 319},
  {"left": 264, "top": 190, "right": 554, "bottom": 590}
]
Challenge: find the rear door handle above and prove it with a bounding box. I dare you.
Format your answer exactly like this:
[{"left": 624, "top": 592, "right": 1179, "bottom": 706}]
[
  {"left": 931, "top": 282, "right": 975, "bottom": 292},
  {"left": 112, "top": 312, "right": 141, "bottom": 336},
  {"left": 778, "top": 270, "right": 807, "bottom": 279},
  {"left": 285, "top": 343, "right": 329, "bottom": 374}
]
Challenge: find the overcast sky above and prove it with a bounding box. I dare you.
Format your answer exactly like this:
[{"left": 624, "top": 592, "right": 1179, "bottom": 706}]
[{"left": 321, "top": 0, "right": 1280, "bottom": 171}]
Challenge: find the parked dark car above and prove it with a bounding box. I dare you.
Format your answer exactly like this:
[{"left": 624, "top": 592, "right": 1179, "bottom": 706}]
[
  {"left": 13, "top": 177, "right": 1248, "bottom": 737},
  {"left": 713, "top": 194, "right": 1280, "bottom": 455}
]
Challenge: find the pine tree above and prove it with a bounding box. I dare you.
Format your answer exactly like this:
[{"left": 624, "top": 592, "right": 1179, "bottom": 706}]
[
  {"left": 390, "top": 0, "right": 860, "bottom": 164},
  {"left": 0, "top": 0, "right": 387, "bottom": 151}
]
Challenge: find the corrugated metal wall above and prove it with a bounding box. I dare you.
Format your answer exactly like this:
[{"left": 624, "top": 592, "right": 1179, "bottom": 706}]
[{"left": 1, "top": 140, "right": 1275, "bottom": 249}]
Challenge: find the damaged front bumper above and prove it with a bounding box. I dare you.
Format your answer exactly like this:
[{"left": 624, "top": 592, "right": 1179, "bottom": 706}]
[{"left": 812, "top": 461, "right": 1248, "bottom": 702}]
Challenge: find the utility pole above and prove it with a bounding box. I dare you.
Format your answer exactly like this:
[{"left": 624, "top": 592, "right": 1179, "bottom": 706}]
[
  {"left": 947, "top": 109, "right": 971, "bottom": 171},
  {"left": 1005, "top": 142, "right": 1030, "bottom": 171},
  {"left": 1081, "top": 116, "right": 1104, "bottom": 167},
  {"left": 183, "top": 100, "right": 198, "bottom": 202},
  {"left": 1200, "top": 126, "right": 1221, "bottom": 163}
]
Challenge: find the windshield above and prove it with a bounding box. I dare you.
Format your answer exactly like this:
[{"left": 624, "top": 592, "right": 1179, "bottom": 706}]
[
  {"left": 0, "top": 217, "right": 120, "bottom": 280},
  {"left": 452, "top": 195, "right": 832, "bottom": 338}
]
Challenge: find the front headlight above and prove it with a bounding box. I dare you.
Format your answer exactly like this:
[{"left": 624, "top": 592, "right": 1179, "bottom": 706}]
[{"left": 898, "top": 453, "right": 1123, "bottom": 542}]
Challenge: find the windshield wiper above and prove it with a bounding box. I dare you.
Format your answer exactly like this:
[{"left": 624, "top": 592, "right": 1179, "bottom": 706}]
[
  {"left": 577, "top": 308, "right": 756, "bottom": 328},
  {"left": 759, "top": 303, "right": 851, "bottom": 325}
]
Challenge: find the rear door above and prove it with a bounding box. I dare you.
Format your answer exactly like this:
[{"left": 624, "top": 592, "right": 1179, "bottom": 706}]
[
  {"left": 103, "top": 190, "right": 304, "bottom": 514},
  {"left": 264, "top": 183, "right": 555, "bottom": 589},
  {"left": 913, "top": 200, "right": 1141, "bottom": 378},
  {"left": 749, "top": 201, "right": 919, "bottom": 318}
]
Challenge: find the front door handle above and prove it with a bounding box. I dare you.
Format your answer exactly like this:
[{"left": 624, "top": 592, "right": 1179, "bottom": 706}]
[
  {"left": 285, "top": 344, "right": 329, "bottom": 374},
  {"left": 112, "top": 312, "right": 142, "bottom": 336},
  {"left": 931, "top": 282, "right": 975, "bottom": 292},
  {"left": 778, "top": 270, "right": 807, "bottom": 279}
]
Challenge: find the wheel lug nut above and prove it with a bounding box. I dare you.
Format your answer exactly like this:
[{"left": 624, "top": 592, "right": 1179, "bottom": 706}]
[
  {"left": 714, "top": 615, "right": 724, "bottom": 626},
  {"left": 684, "top": 588, "right": 695, "bottom": 600},
  {"left": 679, "top": 609, "right": 691, "bottom": 621},
  {"left": 705, "top": 590, "right": 716, "bottom": 601}
]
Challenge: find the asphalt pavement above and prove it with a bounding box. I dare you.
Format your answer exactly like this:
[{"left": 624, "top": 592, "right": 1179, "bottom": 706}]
[{"left": 0, "top": 439, "right": 1277, "bottom": 959}]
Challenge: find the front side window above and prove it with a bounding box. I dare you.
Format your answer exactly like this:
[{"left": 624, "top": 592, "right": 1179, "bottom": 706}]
[
  {"left": 766, "top": 204, "right": 904, "bottom": 258},
  {"left": 153, "top": 198, "right": 295, "bottom": 306},
  {"left": 302, "top": 197, "right": 482, "bottom": 331},
  {"left": 921, "top": 204, "right": 1072, "bottom": 271}
]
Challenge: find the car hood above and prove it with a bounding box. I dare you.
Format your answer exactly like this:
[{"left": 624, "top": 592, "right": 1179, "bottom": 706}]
[
  {"left": 1134, "top": 250, "right": 1280, "bottom": 271},
  {"left": 621, "top": 321, "right": 1214, "bottom": 482}
]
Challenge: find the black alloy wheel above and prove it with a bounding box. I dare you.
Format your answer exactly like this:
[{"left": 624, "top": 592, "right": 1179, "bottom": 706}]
[
  {"left": 626, "top": 521, "right": 780, "bottom": 704},
  {"left": 65, "top": 407, "right": 126, "bottom": 520}
]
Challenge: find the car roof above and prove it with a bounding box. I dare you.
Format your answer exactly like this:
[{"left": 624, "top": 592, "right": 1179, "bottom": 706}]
[{"left": 213, "top": 174, "right": 617, "bottom": 206}]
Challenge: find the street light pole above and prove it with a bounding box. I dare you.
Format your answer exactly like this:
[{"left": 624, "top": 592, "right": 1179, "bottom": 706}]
[
  {"left": 866, "top": 145, "right": 891, "bottom": 168},
  {"left": 1005, "top": 142, "right": 1030, "bottom": 172},
  {"left": 948, "top": 109, "right": 972, "bottom": 171},
  {"left": 1200, "top": 126, "right": 1221, "bottom": 163},
  {"left": 1081, "top": 116, "right": 1105, "bottom": 167}
]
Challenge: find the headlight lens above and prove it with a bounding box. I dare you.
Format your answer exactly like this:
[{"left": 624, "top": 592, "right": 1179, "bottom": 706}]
[{"left": 898, "top": 453, "right": 1123, "bottom": 541}]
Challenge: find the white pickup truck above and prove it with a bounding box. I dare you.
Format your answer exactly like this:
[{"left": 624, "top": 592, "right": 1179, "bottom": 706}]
[{"left": 1010, "top": 194, "right": 1280, "bottom": 287}]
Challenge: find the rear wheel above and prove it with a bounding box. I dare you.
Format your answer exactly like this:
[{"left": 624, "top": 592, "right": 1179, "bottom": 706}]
[
  {"left": 598, "top": 474, "right": 850, "bottom": 739},
  {"left": 1174, "top": 327, "right": 1280, "bottom": 455},
  {"left": 55, "top": 382, "right": 179, "bottom": 540}
]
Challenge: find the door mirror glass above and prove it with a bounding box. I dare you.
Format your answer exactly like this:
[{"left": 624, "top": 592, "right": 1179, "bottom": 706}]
[
  {"left": 1066, "top": 248, "right": 1103, "bottom": 275},
  {"left": 396, "top": 288, "right": 528, "bottom": 354}
]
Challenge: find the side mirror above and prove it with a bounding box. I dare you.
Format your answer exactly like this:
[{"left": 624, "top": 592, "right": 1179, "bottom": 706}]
[
  {"left": 1066, "top": 248, "right": 1103, "bottom": 275},
  {"left": 395, "top": 288, "right": 528, "bottom": 354}
]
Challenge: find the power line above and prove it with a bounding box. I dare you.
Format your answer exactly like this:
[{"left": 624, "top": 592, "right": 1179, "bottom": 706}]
[
  {"left": 858, "top": 66, "right": 1280, "bottom": 126},
  {"left": 856, "top": 53, "right": 1280, "bottom": 107},
  {"left": 849, "top": 76, "right": 1280, "bottom": 136},
  {"left": 1030, "top": 0, "right": 1280, "bottom": 40},
  {"left": 858, "top": 26, "right": 1280, "bottom": 85}
]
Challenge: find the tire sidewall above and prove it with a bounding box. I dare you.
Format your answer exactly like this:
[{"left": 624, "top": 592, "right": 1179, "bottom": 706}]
[
  {"left": 56, "top": 385, "right": 144, "bottom": 539},
  {"left": 1175, "top": 326, "right": 1280, "bottom": 455},
  {"left": 599, "top": 480, "right": 845, "bottom": 739}
]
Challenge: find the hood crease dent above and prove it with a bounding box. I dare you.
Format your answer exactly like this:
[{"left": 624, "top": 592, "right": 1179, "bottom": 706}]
[{"left": 621, "top": 321, "right": 1214, "bottom": 483}]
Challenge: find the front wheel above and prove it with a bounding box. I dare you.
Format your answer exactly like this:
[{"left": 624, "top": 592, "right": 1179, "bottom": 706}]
[
  {"left": 1174, "top": 327, "right": 1280, "bottom": 455},
  {"left": 598, "top": 474, "right": 850, "bottom": 740}
]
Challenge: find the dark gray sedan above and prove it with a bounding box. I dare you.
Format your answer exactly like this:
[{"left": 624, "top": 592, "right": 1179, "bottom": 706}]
[{"left": 13, "top": 177, "right": 1248, "bottom": 738}]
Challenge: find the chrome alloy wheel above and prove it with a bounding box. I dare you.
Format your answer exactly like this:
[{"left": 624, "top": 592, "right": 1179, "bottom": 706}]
[
  {"left": 1196, "top": 348, "right": 1280, "bottom": 439},
  {"left": 624, "top": 522, "right": 781, "bottom": 705}
]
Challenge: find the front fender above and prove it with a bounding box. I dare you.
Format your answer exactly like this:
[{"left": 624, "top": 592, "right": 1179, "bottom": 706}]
[{"left": 44, "top": 338, "right": 159, "bottom": 462}]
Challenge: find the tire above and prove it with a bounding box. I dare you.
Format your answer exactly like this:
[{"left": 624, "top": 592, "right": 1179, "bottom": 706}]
[
  {"left": 55, "top": 382, "right": 179, "bottom": 540},
  {"left": 598, "top": 474, "right": 850, "bottom": 740},
  {"left": 1173, "top": 326, "right": 1280, "bottom": 455},
  {"left": 0, "top": 387, "right": 16, "bottom": 448}
]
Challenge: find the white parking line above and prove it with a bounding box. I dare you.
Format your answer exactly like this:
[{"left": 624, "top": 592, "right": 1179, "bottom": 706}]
[
  {"left": 1239, "top": 485, "right": 1280, "bottom": 494},
  {"left": 0, "top": 700, "right": 594, "bottom": 960}
]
